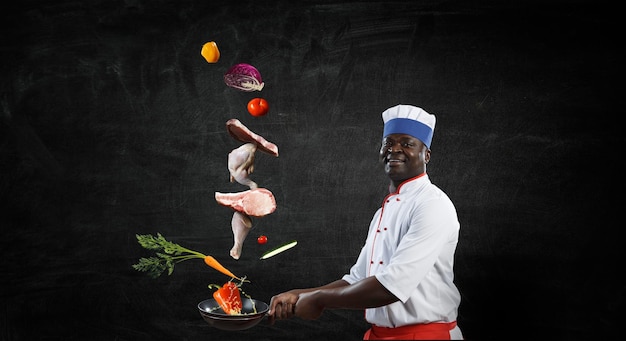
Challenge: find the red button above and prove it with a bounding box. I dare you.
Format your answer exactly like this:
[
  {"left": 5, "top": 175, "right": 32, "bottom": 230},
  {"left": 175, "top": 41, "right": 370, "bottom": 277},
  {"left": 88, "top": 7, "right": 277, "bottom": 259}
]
[{"left": 379, "top": 261, "right": 383, "bottom": 264}]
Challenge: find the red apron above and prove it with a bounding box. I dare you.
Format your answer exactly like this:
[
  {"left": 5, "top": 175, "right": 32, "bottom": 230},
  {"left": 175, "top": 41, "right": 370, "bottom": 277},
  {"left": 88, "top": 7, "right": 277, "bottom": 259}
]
[{"left": 363, "top": 321, "right": 458, "bottom": 340}]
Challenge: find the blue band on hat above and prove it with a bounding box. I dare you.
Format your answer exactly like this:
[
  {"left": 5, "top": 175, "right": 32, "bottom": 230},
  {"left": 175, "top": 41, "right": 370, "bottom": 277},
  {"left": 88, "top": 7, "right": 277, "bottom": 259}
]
[{"left": 383, "top": 118, "right": 433, "bottom": 148}]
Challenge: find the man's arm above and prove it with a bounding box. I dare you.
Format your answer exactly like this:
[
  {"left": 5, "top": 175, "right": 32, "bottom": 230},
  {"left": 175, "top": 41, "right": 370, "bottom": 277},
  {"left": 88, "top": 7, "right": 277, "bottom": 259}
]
[
  {"left": 295, "top": 276, "right": 398, "bottom": 320},
  {"left": 268, "top": 279, "right": 351, "bottom": 322}
]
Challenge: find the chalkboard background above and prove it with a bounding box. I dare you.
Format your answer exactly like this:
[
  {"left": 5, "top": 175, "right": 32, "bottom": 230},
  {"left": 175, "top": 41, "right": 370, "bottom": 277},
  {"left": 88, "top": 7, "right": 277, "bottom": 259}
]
[{"left": 1, "top": 1, "right": 622, "bottom": 340}]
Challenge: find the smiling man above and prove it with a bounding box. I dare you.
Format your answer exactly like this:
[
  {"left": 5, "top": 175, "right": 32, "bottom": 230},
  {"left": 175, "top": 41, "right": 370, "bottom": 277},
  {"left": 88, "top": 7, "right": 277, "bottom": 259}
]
[
  {"left": 380, "top": 105, "right": 435, "bottom": 192},
  {"left": 268, "top": 105, "right": 463, "bottom": 340}
]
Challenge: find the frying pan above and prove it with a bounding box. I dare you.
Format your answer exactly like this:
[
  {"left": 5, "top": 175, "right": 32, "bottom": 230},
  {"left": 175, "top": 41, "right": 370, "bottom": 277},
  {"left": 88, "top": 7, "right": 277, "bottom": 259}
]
[{"left": 198, "top": 298, "right": 269, "bottom": 331}]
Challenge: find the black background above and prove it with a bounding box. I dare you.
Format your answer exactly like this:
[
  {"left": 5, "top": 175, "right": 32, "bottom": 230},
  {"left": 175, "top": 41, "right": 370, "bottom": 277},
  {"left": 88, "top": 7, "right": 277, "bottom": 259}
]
[{"left": 1, "top": 1, "right": 623, "bottom": 340}]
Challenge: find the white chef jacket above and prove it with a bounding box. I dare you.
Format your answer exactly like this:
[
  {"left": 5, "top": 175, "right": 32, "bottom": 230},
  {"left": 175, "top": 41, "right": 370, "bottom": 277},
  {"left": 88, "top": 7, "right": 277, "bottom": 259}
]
[{"left": 342, "top": 173, "right": 461, "bottom": 328}]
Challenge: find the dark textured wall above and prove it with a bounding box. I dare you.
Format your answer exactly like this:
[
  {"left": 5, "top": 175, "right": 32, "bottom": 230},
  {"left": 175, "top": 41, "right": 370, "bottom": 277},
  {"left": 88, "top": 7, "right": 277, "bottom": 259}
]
[{"left": 1, "top": 1, "right": 622, "bottom": 340}]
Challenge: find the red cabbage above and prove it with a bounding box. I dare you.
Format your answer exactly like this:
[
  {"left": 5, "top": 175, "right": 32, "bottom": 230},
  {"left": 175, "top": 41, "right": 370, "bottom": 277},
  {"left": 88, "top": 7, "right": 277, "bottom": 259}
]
[{"left": 224, "top": 63, "right": 265, "bottom": 92}]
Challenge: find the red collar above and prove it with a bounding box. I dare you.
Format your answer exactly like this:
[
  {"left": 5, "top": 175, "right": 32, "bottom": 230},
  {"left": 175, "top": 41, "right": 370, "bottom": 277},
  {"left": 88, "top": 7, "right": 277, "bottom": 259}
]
[{"left": 389, "top": 172, "right": 426, "bottom": 194}]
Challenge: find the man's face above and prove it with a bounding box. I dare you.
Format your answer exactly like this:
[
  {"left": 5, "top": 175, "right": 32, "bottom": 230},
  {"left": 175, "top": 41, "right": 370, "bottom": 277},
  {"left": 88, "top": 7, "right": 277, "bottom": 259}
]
[{"left": 379, "top": 133, "right": 430, "bottom": 184}]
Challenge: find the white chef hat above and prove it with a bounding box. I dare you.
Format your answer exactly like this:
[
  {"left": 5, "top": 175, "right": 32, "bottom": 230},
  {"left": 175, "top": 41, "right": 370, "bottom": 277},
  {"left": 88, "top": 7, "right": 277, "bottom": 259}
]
[{"left": 382, "top": 104, "right": 436, "bottom": 149}]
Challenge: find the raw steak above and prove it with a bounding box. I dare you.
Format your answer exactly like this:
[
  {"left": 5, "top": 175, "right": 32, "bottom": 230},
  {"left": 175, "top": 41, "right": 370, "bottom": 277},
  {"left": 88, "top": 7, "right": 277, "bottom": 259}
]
[
  {"left": 215, "top": 188, "right": 277, "bottom": 217},
  {"left": 229, "top": 211, "right": 253, "bottom": 260},
  {"left": 226, "top": 119, "right": 279, "bottom": 157},
  {"left": 228, "top": 143, "right": 258, "bottom": 189}
]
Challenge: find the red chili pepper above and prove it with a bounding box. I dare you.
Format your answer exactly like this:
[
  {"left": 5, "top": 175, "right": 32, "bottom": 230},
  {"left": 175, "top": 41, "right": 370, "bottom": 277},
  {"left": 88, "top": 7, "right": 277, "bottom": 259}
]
[{"left": 213, "top": 281, "right": 243, "bottom": 315}]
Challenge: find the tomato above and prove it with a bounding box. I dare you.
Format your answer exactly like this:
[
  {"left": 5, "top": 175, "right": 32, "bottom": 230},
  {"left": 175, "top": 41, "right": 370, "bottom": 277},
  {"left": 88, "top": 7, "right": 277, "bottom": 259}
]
[
  {"left": 257, "top": 235, "right": 268, "bottom": 244},
  {"left": 247, "top": 98, "right": 269, "bottom": 117}
]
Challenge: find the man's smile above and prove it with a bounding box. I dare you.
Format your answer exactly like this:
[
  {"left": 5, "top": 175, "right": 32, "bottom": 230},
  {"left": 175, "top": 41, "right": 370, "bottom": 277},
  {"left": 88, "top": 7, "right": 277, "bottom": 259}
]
[{"left": 385, "top": 157, "right": 405, "bottom": 166}]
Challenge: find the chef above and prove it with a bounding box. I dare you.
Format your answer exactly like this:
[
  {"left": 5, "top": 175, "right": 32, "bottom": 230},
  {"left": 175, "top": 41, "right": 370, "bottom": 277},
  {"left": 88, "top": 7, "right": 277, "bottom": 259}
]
[{"left": 268, "top": 104, "right": 464, "bottom": 340}]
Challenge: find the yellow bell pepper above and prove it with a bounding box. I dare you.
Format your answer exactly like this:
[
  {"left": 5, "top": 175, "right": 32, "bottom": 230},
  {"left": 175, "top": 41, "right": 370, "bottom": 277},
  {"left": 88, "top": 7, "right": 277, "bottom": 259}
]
[{"left": 201, "top": 41, "right": 220, "bottom": 63}]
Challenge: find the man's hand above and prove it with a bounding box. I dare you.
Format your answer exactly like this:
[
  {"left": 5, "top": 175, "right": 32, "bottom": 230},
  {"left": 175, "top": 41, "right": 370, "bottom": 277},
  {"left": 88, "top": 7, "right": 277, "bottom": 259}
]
[
  {"left": 267, "top": 290, "right": 299, "bottom": 325},
  {"left": 266, "top": 279, "right": 352, "bottom": 324}
]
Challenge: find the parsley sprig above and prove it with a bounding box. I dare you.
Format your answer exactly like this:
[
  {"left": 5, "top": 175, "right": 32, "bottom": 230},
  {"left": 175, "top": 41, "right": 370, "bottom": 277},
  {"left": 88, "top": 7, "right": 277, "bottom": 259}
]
[{"left": 132, "top": 233, "right": 207, "bottom": 278}]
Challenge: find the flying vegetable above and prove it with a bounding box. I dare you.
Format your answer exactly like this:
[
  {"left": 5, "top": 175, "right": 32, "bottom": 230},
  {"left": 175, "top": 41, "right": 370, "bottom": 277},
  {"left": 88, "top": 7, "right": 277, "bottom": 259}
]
[
  {"left": 209, "top": 281, "right": 243, "bottom": 315},
  {"left": 224, "top": 63, "right": 264, "bottom": 91},
  {"left": 132, "top": 233, "right": 244, "bottom": 280},
  {"left": 201, "top": 41, "right": 220, "bottom": 63},
  {"left": 208, "top": 278, "right": 257, "bottom": 315}
]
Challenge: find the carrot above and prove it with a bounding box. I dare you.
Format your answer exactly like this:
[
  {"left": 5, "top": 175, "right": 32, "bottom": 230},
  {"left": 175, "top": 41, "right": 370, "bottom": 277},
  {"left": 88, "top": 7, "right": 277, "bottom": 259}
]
[
  {"left": 204, "top": 255, "right": 242, "bottom": 281},
  {"left": 132, "top": 233, "right": 245, "bottom": 281}
]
